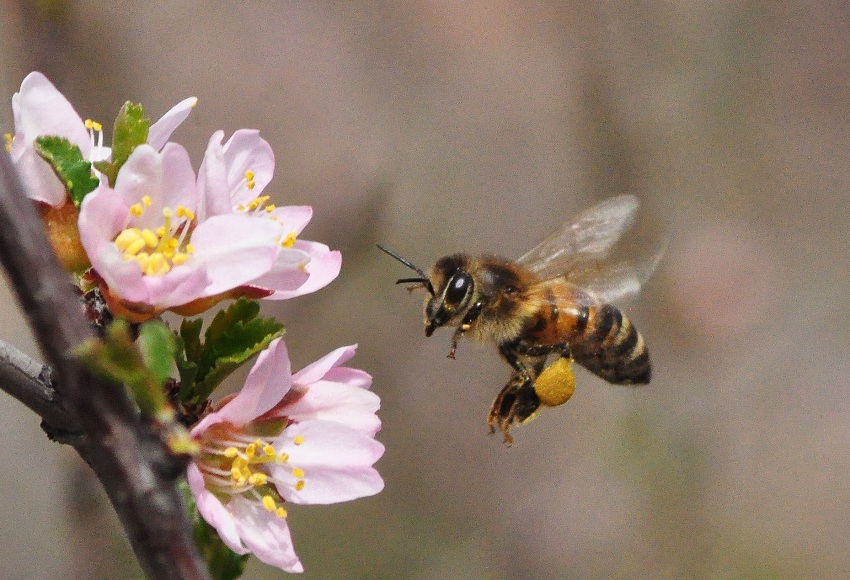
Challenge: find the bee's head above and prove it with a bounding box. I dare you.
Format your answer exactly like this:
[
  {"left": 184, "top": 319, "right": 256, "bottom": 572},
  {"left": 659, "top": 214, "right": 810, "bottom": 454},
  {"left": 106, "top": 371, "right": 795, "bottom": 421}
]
[
  {"left": 423, "top": 254, "right": 474, "bottom": 336},
  {"left": 377, "top": 245, "right": 474, "bottom": 336}
]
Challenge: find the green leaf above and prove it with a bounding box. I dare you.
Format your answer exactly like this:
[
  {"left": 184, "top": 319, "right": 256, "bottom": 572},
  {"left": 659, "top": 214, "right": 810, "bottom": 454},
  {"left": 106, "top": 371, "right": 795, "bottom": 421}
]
[
  {"left": 177, "top": 299, "right": 284, "bottom": 404},
  {"left": 182, "top": 481, "right": 250, "bottom": 580},
  {"left": 137, "top": 320, "right": 177, "bottom": 386},
  {"left": 75, "top": 319, "right": 171, "bottom": 417},
  {"left": 34, "top": 136, "right": 100, "bottom": 206},
  {"left": 111, "top": 101, "right": 150, "bottom": 172}
]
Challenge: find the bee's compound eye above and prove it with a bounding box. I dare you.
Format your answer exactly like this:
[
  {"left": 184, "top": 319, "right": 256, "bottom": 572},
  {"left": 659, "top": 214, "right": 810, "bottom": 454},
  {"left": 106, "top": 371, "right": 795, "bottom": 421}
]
[{"left": 445, "top": 272, "right": 472, "bottom": 306}]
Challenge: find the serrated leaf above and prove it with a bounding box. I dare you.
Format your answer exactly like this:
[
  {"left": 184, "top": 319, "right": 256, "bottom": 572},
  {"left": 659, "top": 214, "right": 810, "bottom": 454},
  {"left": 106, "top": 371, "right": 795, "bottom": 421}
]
[
  {"left": 180, "top": 318, "right": 204, "bottom": 363},
  {"left": 177, "top": 299, "right": 285, "bottom": 404},
  {"left": 111, "top": 101, "right": 150, "bottom": 175},
  {"left": 34, "top": 136, "right": 100, "bottom": 206}
]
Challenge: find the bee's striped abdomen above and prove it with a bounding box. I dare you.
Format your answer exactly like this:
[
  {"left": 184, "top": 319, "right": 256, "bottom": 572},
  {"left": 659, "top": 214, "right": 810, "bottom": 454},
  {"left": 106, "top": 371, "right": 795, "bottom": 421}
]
[{"left": 571, "top": 304, "right": 651, "bottom": 384}]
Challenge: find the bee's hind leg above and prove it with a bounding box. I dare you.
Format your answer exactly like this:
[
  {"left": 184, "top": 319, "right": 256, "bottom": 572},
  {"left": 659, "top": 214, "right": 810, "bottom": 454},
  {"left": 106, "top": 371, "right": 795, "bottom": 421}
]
[{"left": 488, "top": 373, "right": 541, "bottom": 446}]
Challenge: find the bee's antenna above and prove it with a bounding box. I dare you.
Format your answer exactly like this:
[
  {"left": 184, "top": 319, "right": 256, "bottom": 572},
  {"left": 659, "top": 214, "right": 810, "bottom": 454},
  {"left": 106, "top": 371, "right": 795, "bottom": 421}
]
[{"left": 376, "top": 244, "right": 436, "bottom": 296}]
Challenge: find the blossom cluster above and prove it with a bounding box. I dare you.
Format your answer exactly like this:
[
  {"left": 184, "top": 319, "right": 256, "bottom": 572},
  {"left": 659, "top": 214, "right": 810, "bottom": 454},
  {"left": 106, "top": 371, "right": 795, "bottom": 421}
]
[
  {"left": 9, "top": 72, "right": 341, "bottom": 320},
  {"left": 6, "top": 72, "right": 383, "bottom": 574}
]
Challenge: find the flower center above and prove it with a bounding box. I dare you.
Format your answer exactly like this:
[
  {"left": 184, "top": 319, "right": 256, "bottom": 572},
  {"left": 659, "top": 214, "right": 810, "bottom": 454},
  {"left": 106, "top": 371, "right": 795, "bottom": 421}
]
[
  {"left": 197, "top": 425, "right": 307, "bottom": 519},
  {"left": 114, "top": 196, "right": 196, "bottom": 276}
]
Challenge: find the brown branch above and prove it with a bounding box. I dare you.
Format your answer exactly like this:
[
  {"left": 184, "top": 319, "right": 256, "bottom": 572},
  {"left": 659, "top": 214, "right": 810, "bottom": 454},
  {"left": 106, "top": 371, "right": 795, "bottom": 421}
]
[{"left": 0, "top": 150, "right": 209, "bottom": 580}]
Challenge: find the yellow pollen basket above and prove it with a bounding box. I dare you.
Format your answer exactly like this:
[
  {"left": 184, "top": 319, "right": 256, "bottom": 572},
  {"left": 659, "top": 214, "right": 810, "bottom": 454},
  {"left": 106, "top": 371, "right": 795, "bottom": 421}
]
[
  {"left": 533, "top": 357, "right": 576, "bottom": 407},
  {"left": 115, "top": 203, "right": 195, "bottom": 276}
]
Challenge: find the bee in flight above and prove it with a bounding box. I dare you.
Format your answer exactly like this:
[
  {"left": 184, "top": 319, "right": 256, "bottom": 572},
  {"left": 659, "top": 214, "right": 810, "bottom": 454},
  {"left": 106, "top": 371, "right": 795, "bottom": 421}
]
[{"left": 378, "top": 195, "right": 662, "bottom": 444}]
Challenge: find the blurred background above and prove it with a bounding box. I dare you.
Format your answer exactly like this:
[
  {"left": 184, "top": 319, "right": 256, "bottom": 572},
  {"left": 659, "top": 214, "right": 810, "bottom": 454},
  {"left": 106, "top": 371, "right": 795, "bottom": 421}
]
[{"left": 1, "top": 1, "right": 849, "bottom": 578}]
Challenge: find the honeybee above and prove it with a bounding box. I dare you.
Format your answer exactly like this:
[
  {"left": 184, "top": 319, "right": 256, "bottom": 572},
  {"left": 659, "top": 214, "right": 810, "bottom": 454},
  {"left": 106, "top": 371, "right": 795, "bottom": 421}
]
[{"left": 379, "top": 195, "right": 662, "bottom": 444}]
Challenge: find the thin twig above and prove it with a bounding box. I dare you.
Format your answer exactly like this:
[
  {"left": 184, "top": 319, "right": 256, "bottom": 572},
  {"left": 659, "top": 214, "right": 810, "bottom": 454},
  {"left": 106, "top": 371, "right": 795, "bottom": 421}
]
[{"left": 0, "top": 150, "right": 209, "bottom": 580}]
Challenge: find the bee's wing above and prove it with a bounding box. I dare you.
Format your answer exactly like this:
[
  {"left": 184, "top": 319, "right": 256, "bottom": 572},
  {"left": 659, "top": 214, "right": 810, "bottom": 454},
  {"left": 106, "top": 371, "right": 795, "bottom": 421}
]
[
  {"left": 559, "top": 246, "right": 665, "bottom": 304},
  {"left": 518, "top": 195, "right": 663, "bottom": 304}
]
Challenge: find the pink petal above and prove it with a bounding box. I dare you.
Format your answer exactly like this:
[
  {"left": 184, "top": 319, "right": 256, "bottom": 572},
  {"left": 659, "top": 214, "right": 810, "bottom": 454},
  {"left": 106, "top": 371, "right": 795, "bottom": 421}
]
[
  {"left": 78, "top": 183, "right": 129, "bottom": 250},
  {"left": 258, "top": 241, "right": 342, "bottom": 300},
  {"left": 12, "top": 72, "right": 89, "bottom": 154},
  {"left": 268, "top": 205, "right": 313, "bottom": 235},
  {"left": 284, "top": 380, "right": 381, "bottom": 436},
  {"left": 323, "top": 366, "right": 372, "bottom": 389},
  {"left": 139, "top": 264, "right": 212, "bottom": 308},
  {"left": 12, "top": 145, "right": 69, "bottom": 206},
  {"left": 187, "top": 463, "right": 249, "bottom": 555},
  {"left": 189, "top": 213, "right": 285, "bottom": 296},
  {"left": 115, "top": 144, "right": 197, "bottom": 230},
  {"left": 220, "top": 129, "right": 275, "bottom": 208},
  {"left": 213, "top": 338, "right": 292, "bottom": 426},
  {"left": 11, "top": 72, "right": 90, "bottom": 205},
  {"left": 147, "top": 96, "right": 197, "bottom": 151},
  {"left": 292, "top": 344, "right": 357, "bottom": 386},
  {"left": 271, "top": 421, "right": 385, "bottom": 505},
  {"left": 196, "top": 130, "right": 231, "bottom": 220},
  {"left": 229, "top": 497, "right": 303, "bottom": 573}
]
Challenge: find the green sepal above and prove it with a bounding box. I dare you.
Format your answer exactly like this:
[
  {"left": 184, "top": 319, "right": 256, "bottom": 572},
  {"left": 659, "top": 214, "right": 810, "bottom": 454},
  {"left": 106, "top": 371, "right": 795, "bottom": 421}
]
[
  {"left": 33, "top": 136, "right": 100, "bottom": 207},
  {"left": 176, "top": 298, "right": 285, "bottom": 405},
  {"left": 181, "top": 481, "right": 250, "bottom": 580},
  {"left": 97, "top": 101, "right": 150, "bottom": 186},
  {"left": 75, "top": 319, "right": 173, "bottom": 417}
]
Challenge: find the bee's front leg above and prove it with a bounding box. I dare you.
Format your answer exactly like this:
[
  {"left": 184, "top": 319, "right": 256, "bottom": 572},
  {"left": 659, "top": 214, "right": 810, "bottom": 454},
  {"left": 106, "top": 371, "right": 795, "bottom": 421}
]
[{"left": 447, "top": 300, "right": 484, "bottom": 359}]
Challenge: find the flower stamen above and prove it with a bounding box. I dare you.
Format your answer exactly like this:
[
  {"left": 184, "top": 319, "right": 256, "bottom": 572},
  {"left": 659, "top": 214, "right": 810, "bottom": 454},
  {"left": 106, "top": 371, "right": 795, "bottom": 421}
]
[{"left": 113, "top": 200, "right": 196, "bottom": 276}]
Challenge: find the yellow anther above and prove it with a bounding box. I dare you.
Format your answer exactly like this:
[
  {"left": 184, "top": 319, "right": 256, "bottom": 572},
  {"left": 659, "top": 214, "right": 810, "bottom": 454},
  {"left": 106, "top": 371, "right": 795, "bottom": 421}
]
[
  {"left": 293, "top": 435, "right": 305, "bottom": 446},
  {"left": 84, "top": 119, "right": 103, "bottom": 132},
  {"left": 130, "top": 203, "right": 144, "bottom": 216},
  {"left": 248, "top": 473, "right": 268, "bottom": 486},
  {"left": 265, "top": 204, "right": 276, "bottom": 213},
  {"left": 4, "top": 133, "right": 13, "bottom": 152},
  {"left": 224, "top": 447, "right": 239, "bottom": 458},
  {"left": 141, "top": 229, "right": 158, "bottom": 248},
  {"left": 156, "top": 226, "right": 166, "bottom": 237},
  {"left": 282, "top": 232, "right": 297, "bottom": 248},
  {"left": 278, "top": 453, "right": 289, "bottom": 463},
  {"left": 245, "top": 170, "right": 255, "bottom": 181},
  {"left": 125, "top": 238, "right": 147, "bottom": 256},
  {"left": 262, "top": 495, "right": 277, "bottom": 512},
  {"left": 172, "top": 253, "right": 188, "bottom": 265},
  {"left": 276, "top": 507, "right": 287, "bottom": 518},
  {"left": 145, "top": 253, "right": 169, "bottom": 275},
  {"left": 114, "top": 228, "right": 140, "bottom": 251},
  {"left": 245, "top": 443, "right": 257, "bottom": 458},
  {"left": 295, "top": 480, "right": 305, "bottom": 491},
  {"left": 292, "top": 467, "right": 305, "bottom": 479},
  {"left": 264, "top": 444, "right": 276, "bottom": 457},
  {"left": 142, "top": 195, "right": 152, "bottom": 207},
  {"left": 186, "top": 244, "right": 195, "bottom": 254}
]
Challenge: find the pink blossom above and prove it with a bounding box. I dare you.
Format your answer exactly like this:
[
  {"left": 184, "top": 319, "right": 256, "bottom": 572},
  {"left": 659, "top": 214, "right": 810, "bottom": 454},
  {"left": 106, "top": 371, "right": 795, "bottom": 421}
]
[
  {"left": 78, "top": 143, "right": 285, "bottom": 319},
  {"left": 188, "top": 338, "right": 383, "bottom": 573},
  {"left": 7, "top": 71, "right": 196, "bottom": 206},
  {"left": 196, "top": 130, "right": 342, "bottom": 300}
]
